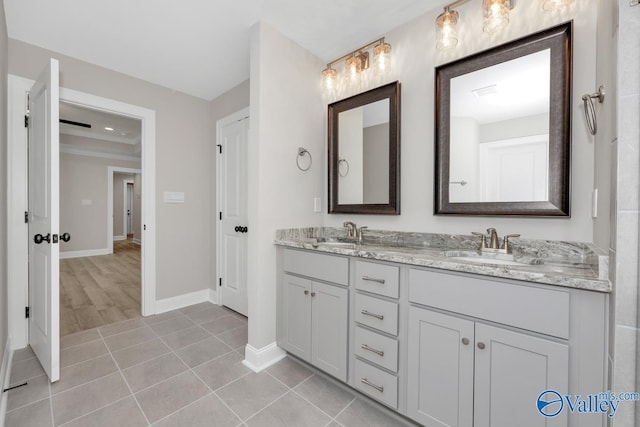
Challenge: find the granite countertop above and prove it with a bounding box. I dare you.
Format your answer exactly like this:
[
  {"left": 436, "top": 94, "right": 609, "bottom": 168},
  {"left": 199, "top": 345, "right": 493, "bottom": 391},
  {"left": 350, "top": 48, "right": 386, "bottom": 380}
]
[{"left": 274, "top": 227, "right": 611, "bottom": 293}]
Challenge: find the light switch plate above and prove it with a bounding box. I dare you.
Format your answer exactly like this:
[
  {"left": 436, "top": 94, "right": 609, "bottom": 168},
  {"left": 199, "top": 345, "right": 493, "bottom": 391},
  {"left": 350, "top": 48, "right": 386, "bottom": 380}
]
[
  {"left": 592, "top": 188, "right": 598, "bottom": 218},
  {"left": 164, "top": 192, "right": 185, "bottom": 203}
]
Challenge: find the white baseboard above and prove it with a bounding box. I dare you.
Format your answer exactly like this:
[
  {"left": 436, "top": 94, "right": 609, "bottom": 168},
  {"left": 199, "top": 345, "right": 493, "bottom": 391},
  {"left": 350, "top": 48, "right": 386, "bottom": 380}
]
[
  {"left": 155, "top": 289, "right": 217, "bottom": 314},
  {"left": 60, "top": 248, "right": 109, "bottom": 259},
  {"left": 132, "top": 238, "right": 141, "bottom": 245},
  {"left": 243, "top": 342, "right": 286, "bottom": 373},
  {"left": 0, "top": 335, "right": 13, "bottom": 427},
  {"left": 113, "top": 235, "right": 126, "bottom": 241}
]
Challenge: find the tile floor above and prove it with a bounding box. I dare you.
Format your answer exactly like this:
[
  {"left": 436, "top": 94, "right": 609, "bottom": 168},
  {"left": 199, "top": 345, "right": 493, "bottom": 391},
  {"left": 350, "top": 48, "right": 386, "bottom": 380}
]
[{"left": 4, "top": 302, "right": 411, "bottom": 426}]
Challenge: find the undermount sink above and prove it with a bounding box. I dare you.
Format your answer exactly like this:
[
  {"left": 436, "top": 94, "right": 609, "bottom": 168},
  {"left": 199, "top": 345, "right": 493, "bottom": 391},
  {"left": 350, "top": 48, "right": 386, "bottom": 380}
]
[
  {"left": 315, "top": 241, "right": 358, "bottom": 249},
  {"left": 453, "top": 256, "right": 522, "bottom": 266},
  {"left": 445, "top": 251, "right": 523, "bottom": 267}
]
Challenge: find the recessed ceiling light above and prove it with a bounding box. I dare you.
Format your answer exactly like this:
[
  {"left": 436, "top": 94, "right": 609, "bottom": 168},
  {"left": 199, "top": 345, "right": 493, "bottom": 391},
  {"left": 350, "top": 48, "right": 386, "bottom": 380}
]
[{"left": 104, "top": 127, "right": 114, "bottom": 131}]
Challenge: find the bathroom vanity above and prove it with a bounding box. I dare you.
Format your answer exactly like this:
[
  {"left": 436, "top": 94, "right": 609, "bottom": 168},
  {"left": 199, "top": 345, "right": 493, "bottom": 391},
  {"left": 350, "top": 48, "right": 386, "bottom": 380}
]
[{"left": 275, "top": 228, "right": 609, "bottom": 427}]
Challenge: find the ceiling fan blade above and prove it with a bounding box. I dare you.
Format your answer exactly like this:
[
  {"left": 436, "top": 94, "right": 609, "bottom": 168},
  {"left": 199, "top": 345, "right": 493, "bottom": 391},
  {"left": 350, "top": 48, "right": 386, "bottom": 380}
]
[{"left": 60, "top": 119, "right": 92, "bottom": 128}]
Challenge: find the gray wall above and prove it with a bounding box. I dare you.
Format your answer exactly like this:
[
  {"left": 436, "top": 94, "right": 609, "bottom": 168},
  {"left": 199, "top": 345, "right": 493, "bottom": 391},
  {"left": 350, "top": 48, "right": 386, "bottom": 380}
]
[
  {"left": 60, "top": 153, "right": 140, "bottom": 253},
  {"left": 9, "top": 39, "right": 212, "bottom": 300},
  {"left": 0, "top": 0, "right": 8, "bottom": 367},
  {"left": 209, "top": 80, "right": 250, "bottom": 292}
]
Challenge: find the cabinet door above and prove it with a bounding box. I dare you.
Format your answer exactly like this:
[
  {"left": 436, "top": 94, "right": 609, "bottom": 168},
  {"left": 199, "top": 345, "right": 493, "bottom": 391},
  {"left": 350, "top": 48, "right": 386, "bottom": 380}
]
[
  {"left": 474, "top": 323, "right": 568, "bottom": 427},
  {"left": 407, "top": 307, "right": 474, "bottom": 427},
  {"left": 311, "top": 281, "right": 348, "bottom": 381},
  {"left": 281, "top": 274, "right": 312, "bottom": 361}
]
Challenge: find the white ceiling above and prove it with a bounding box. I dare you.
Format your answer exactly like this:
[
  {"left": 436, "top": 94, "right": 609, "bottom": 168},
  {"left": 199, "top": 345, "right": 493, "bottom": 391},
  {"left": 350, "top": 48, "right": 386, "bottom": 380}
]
[{"left": 4, "top": 0, "right": 446, "bottom": 101}]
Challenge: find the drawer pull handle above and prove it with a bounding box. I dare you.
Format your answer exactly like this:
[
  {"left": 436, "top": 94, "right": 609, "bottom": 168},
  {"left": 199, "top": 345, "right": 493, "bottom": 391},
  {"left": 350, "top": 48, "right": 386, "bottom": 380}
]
[
  {"left": 362, "top": 276, "right": 385, "bottom": 284},
  {"left": 361, "top": 310, "right": 384, "bottom": 320},
  {"left": 361, "top": 344, "right": 384, "bottom": 357},
  {"left": 361, "top": 378, "right": 384, "bottom": 393}
]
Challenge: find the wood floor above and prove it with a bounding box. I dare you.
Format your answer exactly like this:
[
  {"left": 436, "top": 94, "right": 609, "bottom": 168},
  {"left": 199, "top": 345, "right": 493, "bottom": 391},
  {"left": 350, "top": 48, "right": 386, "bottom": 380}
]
[{"left": 60, "top": 240, "right": 141, "bottom": 336}]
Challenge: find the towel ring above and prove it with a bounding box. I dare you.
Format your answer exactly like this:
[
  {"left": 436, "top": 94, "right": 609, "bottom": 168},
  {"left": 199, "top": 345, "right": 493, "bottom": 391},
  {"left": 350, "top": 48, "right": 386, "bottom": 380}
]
[
  {"left": 582, "top": 85, "right": 605, "bottom": 136},
  {"left": 338, "top": 158, "right": 350, "bottom": 177},
  {"left": 297, "top": 147, "right": 312, "bottom": 171}
]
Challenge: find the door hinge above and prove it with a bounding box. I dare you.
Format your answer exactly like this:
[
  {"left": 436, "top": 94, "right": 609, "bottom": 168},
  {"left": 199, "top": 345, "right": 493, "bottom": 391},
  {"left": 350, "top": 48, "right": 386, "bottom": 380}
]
[
  {"left": 217, "top": 144, "right": 222, "bottom": 154},
  {"left": 24, "top": 115, "right": 29, "bottom": 128},
  {"left": 24, "top": 211, "right": 28, "bottom": 224},
  {"left": 219, "top": 278, "right": 222, "bottom": 287},
  {"left": 219, "top": 212, "right": 222, "bottom": 220},
  {"left": 25, "top": 307, "right": 29, "bottom": 319},
  {"left": 144, "top": 224, "right": 146, "bottom": 230}
]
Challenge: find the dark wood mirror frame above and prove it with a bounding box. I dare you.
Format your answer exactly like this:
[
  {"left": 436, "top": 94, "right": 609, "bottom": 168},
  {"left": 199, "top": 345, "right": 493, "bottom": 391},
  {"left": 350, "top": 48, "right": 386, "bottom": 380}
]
[
  {"left": 435, "top": 22, "right": 572, "bottom": 216},
  {"left": 328, "top": 81, "right": 401, "bottom": 215}
]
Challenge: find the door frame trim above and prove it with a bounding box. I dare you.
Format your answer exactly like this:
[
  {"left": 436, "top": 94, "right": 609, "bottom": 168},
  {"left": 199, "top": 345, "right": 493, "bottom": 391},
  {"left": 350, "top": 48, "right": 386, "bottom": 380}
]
[
  {"left": 215, "top": 107, "right": 249, "bottom": 308},
  {"left": 7, "top": 74, "right": 157, "bottom": 348}
]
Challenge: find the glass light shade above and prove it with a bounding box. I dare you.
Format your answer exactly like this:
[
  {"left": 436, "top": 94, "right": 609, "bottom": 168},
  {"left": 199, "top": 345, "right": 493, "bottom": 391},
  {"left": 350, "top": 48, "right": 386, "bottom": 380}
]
[
  {"left": 345, "top": 56, "right": 362, "bottom": 82},
  {"left": 483, "top": 0, "right": 510, "bottom": 35},
  {"left": 373, "top": 42, "right": 392, "bottom": 73},
  {"left": 543, "top": 0, "right": 575, "bottom": 11},
  {"left": 436, "top": 9, "right": 459, "bottom": 51},
  {"left": 321, "top": 67, "right": 337, "bottom": 92}
]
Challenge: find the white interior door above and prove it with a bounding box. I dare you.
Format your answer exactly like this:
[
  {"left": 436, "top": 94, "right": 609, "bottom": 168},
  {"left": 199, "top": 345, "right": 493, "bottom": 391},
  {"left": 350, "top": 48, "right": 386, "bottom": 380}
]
[
  {"left": 218, "top": 113, "right": 249, "bottom": 316},
  {"left": 28, "top": 58, "right": 60, "bottom": 382}
]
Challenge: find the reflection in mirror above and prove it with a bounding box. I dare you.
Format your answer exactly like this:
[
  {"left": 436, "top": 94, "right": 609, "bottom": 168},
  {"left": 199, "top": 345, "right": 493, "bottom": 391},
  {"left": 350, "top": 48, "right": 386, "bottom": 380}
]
[
  {"left": 328, "top": 81, "right": 400, "bottom": 215},
  {"left": 338, "top": 99, "right": 390, "bottom": 205},
  {"left": 435, "top": 22, "right": 572, "bottom": 216},
  {"left": 449, "top": 50, "right": 550, "bottom": 203}
]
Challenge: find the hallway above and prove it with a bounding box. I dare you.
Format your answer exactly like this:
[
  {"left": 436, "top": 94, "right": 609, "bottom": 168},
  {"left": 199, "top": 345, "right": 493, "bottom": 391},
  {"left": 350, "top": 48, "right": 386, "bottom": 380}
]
[{"left": 60, "top": 240, "right": 141, "bottom": 336}]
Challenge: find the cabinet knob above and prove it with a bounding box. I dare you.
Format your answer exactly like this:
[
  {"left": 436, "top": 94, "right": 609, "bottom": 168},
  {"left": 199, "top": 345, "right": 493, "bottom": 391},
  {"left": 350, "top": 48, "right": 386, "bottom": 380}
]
[
  {"left": 304, "top": 290, "right": 309, "bottom": 295},
  {"left": 461, "top": 337, "right": 470, "bottom": 346},
  {"left": 310, "top": 292, "right": 316, "bottom": 297},
  {"left": 477, "top": 342, "right": 486, "bottom": 350}
]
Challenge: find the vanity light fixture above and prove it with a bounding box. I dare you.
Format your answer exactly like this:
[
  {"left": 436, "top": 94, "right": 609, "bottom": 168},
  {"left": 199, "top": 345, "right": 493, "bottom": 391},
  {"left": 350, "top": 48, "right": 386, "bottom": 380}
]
[
  {"left": 435, "top": 6, "right": 460, "bottom": 51},
  {"left": 542, "top": 0, "right": 575, "bottom": 11},
  {"left": 483, "top": 0, "right": 513, "bottom": 35},
  {"left": 320, "top": 37, "right": 391, "bottom": 95}
]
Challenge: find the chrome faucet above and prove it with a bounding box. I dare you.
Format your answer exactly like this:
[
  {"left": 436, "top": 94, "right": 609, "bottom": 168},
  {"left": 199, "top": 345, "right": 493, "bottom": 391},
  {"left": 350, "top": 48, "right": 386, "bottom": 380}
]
[
  {"left": 487, "top": 228, "right": 499, "bottom": 249},
  {"left": 472, "top": 228, "right": 521, "bottom": 254},
  {"left": 356, "top": 226, "right": 368, "bottom": 244},
  {"left": 343, "top": 221, "right": 357, "bottom": 239}
]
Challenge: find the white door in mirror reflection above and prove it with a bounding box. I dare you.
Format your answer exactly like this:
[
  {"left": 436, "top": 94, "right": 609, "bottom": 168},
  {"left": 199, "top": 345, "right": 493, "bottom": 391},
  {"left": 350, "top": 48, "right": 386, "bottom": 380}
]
[
  {"left": 450, "top": 134, "right": 549, "bottom": 203},
  {"left": 448, "top": 48, "right": 551, "bottom": 204},
  {"left": 338, "top": 99, "right": 389, "bottom": 205}
]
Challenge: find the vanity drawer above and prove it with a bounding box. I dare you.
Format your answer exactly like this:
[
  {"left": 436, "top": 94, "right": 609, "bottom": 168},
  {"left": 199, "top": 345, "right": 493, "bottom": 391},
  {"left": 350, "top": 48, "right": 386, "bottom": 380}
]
[
  {"left": 409, "top": 268, "right": 570, "bottom": 339},
  {"left": 283, "top": 249, "right": 348, "bottom": 286},
  {"left": 354, "top": 294, "right": 398, "bottom": 336},
  {"left": 354, "top": 326, "right": 398, "bottom": 373},
  {"left": 354, "top": 261, "right": 399, "bottom": 298},
  {"left": 354, "top": 359, "right": 398, "bottom": 409}
]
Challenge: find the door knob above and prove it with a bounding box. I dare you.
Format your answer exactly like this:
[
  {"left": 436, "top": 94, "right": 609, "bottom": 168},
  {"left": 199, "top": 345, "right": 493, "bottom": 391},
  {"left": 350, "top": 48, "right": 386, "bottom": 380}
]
[
  {"left": 235, "top": 226, "right": 248, "bottom": 233},
  {"left": 34, "top": 233, "right": 51, "bottom": 244},
  {"left": 61, "top": 233, "right": 71, "bottom": 243}
]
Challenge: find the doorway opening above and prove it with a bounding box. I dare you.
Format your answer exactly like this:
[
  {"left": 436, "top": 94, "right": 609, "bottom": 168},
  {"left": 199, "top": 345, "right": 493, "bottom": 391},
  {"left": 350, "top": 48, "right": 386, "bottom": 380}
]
[
  {"left": 58, "top": 102, "right": 144, "bottom": 335},
  {"left": 7, "top": 74, "right": 157, "bottom": 352}
]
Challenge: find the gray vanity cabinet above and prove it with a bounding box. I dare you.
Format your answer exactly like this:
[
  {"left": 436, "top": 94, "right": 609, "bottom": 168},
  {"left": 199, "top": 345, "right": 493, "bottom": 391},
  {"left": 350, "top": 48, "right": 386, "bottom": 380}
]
[
  {"left": 279, "top": 249, "right": 349, "bottom": 381},
  {"left": 407, "top": 307, "right": 569, "bottom": 427}
]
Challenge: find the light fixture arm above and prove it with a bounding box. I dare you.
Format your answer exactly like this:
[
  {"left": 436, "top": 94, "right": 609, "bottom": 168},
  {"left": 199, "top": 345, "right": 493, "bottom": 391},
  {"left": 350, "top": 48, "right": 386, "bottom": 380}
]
[{"left": 324, "top": 37, "right": 386, "bottom": 69}]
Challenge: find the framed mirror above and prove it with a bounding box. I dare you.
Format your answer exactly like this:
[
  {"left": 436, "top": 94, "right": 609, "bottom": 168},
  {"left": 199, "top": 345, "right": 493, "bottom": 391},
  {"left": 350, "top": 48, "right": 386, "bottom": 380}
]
[
  {"left": 435, "top": 22, "right": 572, "bottom": 216},
  {"left": 328, "top": 81, "right": 401, "bottom": 214}
]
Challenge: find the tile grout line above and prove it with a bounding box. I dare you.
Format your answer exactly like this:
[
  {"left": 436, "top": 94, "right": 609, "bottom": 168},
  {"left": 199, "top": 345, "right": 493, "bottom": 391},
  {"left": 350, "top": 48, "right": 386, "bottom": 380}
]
[
  {"left": 48, "top": 381, "right": 55, "bottom": 427},
  {"left": 102, "top": 332, "right": 152, "bottom": 426},
  {"left": 148, "top": 319, "right": 248, "bottom": 424},
  {"left": 263, "top": 369, "right": 347, "bottom": 423},
  {"left": 332, "top": 396, "right": 358, "bottom": 424},
  {"left": 241, "top": 386, "right": 293, "bottom": 425}
]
